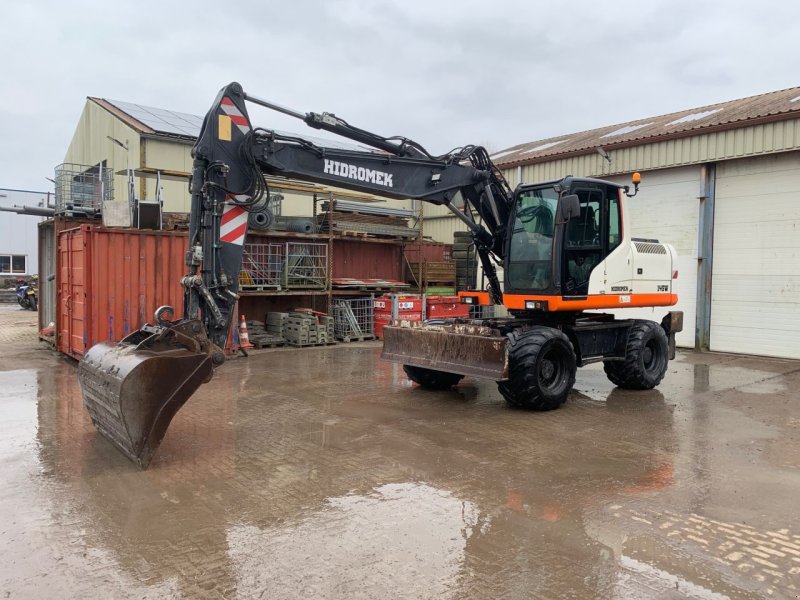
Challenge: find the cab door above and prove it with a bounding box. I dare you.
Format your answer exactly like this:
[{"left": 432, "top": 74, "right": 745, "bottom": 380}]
[{"left": 562, "top": 185, "right": 622, "bottom": 296}]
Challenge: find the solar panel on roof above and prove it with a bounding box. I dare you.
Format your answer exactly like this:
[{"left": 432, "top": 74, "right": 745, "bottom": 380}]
[
  {"left": 108, "top": 100, "right": 204, "bottom": 137},
  {"left": 104, "top": 99, "right": 374, "bottom": 151}
]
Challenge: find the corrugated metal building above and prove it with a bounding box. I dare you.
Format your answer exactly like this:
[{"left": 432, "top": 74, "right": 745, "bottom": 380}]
[
  {"left": 458, "top": 87, "right": 800, "bottom": 360},
  {"left": 0, "top": 188, "right": 51, "bottom": 277},
  {"left": 62, "top": 98, "right": 414, "bottom": 215}
]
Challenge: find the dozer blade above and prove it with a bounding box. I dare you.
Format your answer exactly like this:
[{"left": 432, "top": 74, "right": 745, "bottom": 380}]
[
  {"left": 77, "top": 321, "right": 217, "bottom": 469},
  {"left": 381, "top": 321, "right": 509, "bottom": 380}
]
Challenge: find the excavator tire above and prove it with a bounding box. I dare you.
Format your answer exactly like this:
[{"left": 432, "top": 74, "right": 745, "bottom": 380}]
[
  {"left": 497, "top": 327, "right": 576, "bottom": 411},
  {"left": 603, "top": 320, "right": 669, "bottom": 390},
  {"left": 403, "top": 365, "right": 464, "bottom": 390}
]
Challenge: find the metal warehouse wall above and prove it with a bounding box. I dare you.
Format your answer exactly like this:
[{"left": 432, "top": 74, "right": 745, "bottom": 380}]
[
  {"left": 0, "top": 189, "right": 50, "bottom": 275},
  {"left": 63, "top": 102, "right": 145, "bottom": 209},
  {"left": 508, "top": 118, "right": 800, "bottom": 184}
]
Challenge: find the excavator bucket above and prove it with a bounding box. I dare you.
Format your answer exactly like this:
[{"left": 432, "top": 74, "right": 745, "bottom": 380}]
[
  {"left": 77, "top": 320, "right": 217, "bottom": 469},
  {"left": 381, "top": 321, "right": 509, "bottom": 380}
]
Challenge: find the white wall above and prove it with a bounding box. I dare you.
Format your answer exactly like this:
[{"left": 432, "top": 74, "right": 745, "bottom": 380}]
[{"left": 0, "top": 188, "right": 50, "bottom": 276}]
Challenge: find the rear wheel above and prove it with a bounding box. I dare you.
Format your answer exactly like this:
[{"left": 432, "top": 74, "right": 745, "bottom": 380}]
[
  {"left": 403, "top": 365, "right": 464, "bottom": 390},
  {"left": 497, "top": 327, "right": 576, "bottom": 411},
  {"left": 604, "top": 320, "right": 669, "bottom": 389}
]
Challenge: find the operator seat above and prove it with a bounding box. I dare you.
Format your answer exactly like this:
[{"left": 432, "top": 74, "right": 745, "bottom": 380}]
[{"left": 566, "top": 206, "right": 597, "bottom": 246}]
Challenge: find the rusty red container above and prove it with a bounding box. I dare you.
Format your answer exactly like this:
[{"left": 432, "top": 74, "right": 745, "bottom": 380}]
[
  {"left": 426, "top": 296, "right": 470, "bottom": 319},
  {"left": 57, "top": 225, "right": 190, "bottom": 359},
  {"left": 373, "top": 294, "right": 423, "bottom": 339}
]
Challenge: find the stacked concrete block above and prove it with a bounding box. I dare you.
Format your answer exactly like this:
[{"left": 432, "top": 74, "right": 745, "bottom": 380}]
[
  {"left": 245, "top": 319, "right": 285, "bottom": 348},
  {"left": 283, "top": 312, "right": 335, "bottom": 347},
  {"left": 266, "top": 312, "right": 289, "bottom": 337}
]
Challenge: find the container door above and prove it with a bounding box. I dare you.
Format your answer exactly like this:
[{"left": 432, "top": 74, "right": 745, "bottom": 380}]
[{"left": 58, "top": 228, "right": 87, "bottom": 358}]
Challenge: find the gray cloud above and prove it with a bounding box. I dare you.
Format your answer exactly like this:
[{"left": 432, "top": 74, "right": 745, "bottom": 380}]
[{"left": 2, "top": 0, "right": 799, "bottom": 189}]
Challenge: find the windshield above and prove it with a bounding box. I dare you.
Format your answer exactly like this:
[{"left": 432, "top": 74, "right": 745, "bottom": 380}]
[{"left": 507, "top": 187, "right": 558, "bottom": 290}]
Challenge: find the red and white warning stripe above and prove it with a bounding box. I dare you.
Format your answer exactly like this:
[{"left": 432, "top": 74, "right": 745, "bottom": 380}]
[
  {"left": 220, "top": 199, "right": 249, "bottom": 245},
  {"left": 220, "top": 97, "right": 250, "bottom": 135}
]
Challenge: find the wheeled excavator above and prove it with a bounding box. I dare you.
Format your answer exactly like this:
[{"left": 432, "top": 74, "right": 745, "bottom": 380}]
[{"left": 77, "top": 82, "right": 683, "bottom": 468}]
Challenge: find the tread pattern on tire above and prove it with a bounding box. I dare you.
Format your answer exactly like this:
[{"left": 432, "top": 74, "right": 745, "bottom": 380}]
[
  {"left": 497, "top": 327, "right": 576, "bottom": 411},
  {"left": 603, "top": 320, "right": 669, "bottom": 390},
  {"left": 403, "top": 365, "right": 464, "bottom": 390}
]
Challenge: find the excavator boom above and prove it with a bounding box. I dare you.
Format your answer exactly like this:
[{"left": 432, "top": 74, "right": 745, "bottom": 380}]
[{"left": 77, "top": 82, "right": 513, "bottom": 468}]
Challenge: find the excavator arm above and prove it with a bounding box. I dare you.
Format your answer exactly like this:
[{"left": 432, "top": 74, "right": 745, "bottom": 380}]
[{"left": 77, "top": 82, "right": 513, "bottom": 468}]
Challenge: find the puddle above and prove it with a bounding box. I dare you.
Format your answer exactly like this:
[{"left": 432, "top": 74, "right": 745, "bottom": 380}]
[{"left": 227, "top": 482, "right": 481, "bottom": 599}]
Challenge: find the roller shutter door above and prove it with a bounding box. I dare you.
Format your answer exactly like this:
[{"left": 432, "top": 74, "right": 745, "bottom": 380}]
[
  {"left": 711, "top": 152, "right": 800, "bottom": 359},
  {"left": 606, "top": 166, "right": 701, "bottom": 348}
]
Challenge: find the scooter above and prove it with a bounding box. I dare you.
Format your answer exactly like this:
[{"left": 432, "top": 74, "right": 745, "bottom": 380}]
[{"left": 15, "top": 278, "right": 37, "bottom": 311}]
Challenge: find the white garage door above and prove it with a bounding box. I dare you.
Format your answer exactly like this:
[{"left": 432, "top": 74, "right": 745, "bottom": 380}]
[
  {"left": 606, "top": 166, "right": 701, "bottom": 348},
  {"left": 711, "top": 152, "right": 800, "bottom": 359}
]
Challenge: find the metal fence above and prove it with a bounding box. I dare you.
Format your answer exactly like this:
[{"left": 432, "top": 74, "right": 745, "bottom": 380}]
[
  {"left": 54, "top": 163, "right": 113, "bottom": 215},
  {"left": 240, "top": 241, "right": 328, "bottom": 290},
  {"left": 333, "top": 297, "right": 375, "bottom": 340}
]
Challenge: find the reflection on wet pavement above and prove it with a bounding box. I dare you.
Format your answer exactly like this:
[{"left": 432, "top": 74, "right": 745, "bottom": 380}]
[
  {"left": 227, "top": 482, "right": 481, "bottom": 599},
  {"left": 1, "top": 306, "right": 799, "bottom": 598}
]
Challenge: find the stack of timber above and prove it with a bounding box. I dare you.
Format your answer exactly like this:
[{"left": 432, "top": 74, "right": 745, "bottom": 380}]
[
  {"left": 245, "top": 319, "right": 286, "bottom": 348},
  {"left": 318, "top": 200, "right": 419, "bottom": 239},
  {"left": 283, "top": 311, "right": 335, "bottom": 347},
  {"left": 407, "top": 261, "right": 456, "bottom": 286}
]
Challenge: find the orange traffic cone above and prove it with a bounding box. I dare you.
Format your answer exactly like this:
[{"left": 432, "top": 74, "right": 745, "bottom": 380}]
[{"left": 239, "top": 314, "right": 254, "bottom": 349}]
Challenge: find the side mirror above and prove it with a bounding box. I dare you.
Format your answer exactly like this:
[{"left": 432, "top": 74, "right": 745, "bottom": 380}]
[{"left": 559, "top": 194, "right": 580, "bottom": 221}]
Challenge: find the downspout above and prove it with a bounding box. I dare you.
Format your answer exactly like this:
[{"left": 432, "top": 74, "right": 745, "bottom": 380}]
[{"left": 695, "top": 163, "right": 716, "bottom": 351}]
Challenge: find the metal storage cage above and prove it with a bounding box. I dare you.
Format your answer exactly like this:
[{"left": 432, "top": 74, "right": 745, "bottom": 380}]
[
  {"left": 469, "top": 305, "right": 496, "bottom": 319},
  {"left": 241, "top": 243, "right": 284, "bottom": 290},
  {"left": 54, "top": 163, "right": 113, "bottom": 216},
  {"left": 333, "top": 297, "right": 375, "bottom": 341},
  {"left": 285, "top": 242, "right": 327, "bottom": 289}
]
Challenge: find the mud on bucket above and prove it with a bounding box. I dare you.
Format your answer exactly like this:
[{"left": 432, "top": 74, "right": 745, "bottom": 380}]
[{"left": 78, "top": 337, "right": 214, "bottom": 469}]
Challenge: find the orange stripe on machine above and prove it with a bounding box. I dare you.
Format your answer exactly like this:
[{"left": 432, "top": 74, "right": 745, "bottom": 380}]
[{"left": 502, "top": 293, "right": 679, "bottom": 311}]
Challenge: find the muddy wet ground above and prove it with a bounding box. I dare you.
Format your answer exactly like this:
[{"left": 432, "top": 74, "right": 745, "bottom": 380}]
[{"left": 1, "top": 305, "right": 799, "bottom": 599}]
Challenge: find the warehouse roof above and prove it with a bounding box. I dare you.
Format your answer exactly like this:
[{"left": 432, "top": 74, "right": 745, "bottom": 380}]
[
  {"left": 491, "top": 86, "right": 800, "bottom": 168},
  {"left": 90, "top": 97, "right": 369, "bottom": 152}
]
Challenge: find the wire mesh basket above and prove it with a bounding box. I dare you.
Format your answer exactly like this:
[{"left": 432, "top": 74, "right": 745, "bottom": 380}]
[
  {"left": 240, "top": 243, "right": 284, "bottom": 290},
  {"left": 333, "top": 297, "right": 375, "bottom": 341},
  {"left": 54, "top": 163, "right": 113, "bottom": 215},
  {"left": 285, "top": 242, "right": 327, "bottom": 289}
]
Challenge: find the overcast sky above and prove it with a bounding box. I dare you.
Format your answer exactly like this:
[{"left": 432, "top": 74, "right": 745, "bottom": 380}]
[{"left": 2, "top": 0, "right": 800, "bottom": 191}]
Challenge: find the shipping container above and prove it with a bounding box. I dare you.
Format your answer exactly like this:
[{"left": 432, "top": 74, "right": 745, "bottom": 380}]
[
  {"left": 57, "top": 225, "right": 188, "bottom": 359},
  {"left": 37, "top": 220, "right": 57, "bottom": 340}
]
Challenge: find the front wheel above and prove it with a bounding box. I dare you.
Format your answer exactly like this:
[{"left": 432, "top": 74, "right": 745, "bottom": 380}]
[
  {"left": 604, "top": 320, "right": 669, "bottom": 389},
  {"left": 497, "top": 327, "right": 576, "bottom": 411},
  {"left": 403, "top": 365, "right": 464, "bottom": 390}
]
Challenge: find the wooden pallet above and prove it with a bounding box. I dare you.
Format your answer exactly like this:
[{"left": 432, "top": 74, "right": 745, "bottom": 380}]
[
  {"left": 335, "top": 334, "right": 376, "bottom": 343},
  {"left": 287, "top": 340, "right": 335, "bottom": 348},
  {"left": 241, "top": 285, "right": 282, "bottom": 291},
  {"left": 251, "top": 339, "right": 286, "bottom": 349}
]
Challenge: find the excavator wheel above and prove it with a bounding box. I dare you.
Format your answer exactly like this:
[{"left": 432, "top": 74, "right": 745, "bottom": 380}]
[
  {"left": 497, "top": 327, "right": 576, "bottom": 411},
  {"left": 403, "top": 365, "right": 464, "bottom": 390},
  {"left": 603, "top": 320, "right": 669, "bottom": 390}
]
